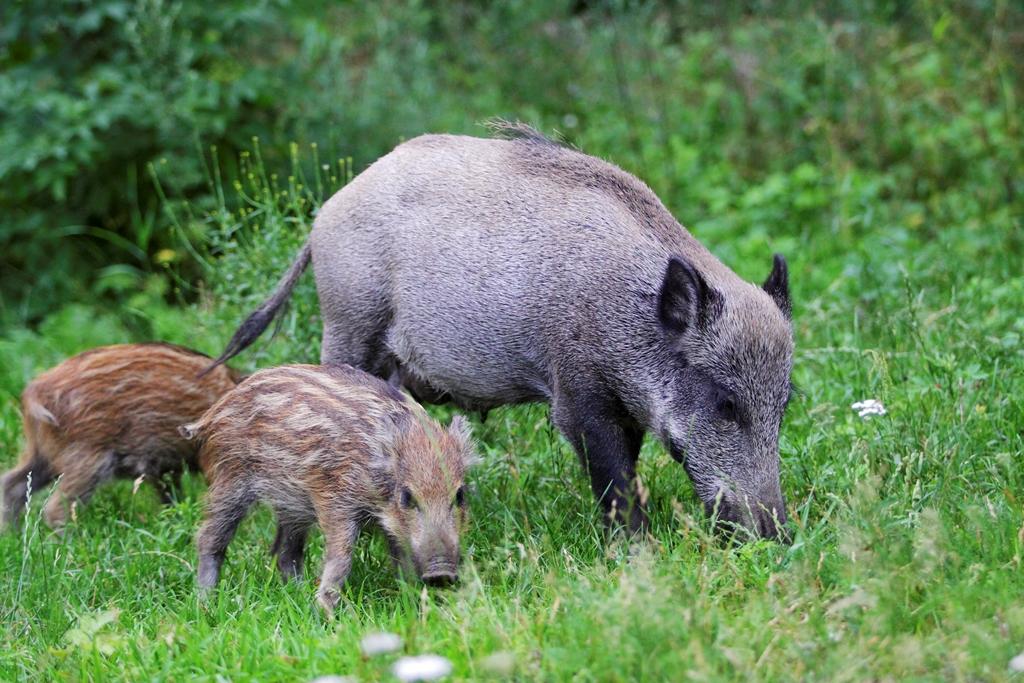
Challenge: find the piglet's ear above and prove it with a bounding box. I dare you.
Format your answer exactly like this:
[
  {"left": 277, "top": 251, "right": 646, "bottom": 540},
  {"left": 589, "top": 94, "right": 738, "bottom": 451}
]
[
  {"left": 762, "top": 253, "right": 791, "bottom": 318},
  {"left": 659, "top": 256, "right": 721, "bottom": 335},
  {"left": 449, "top": 414, "right": 479, "bottom": 468}
]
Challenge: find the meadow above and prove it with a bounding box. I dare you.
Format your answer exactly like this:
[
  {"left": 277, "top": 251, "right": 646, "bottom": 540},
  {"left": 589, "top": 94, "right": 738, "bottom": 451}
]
[{"left": 1, "top": 2, "right": 1022, "bottom": 681}]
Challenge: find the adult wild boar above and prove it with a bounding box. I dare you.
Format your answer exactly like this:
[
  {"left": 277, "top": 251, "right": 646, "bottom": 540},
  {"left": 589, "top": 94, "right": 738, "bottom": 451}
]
[{"left": 208, "top": 123, "right": 795, "bottom": 540}]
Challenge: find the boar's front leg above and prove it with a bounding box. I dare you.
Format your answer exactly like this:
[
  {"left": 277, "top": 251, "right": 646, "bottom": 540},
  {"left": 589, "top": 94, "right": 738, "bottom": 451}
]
[
  {"left": 386, "top": 535, "right": 416, "bottom": 579},
  {"left": 315, "top": 517, "right": 360, "bottom": 614},
  {"left": 553, "top": 393, "right": 649, "bottom": 536}
]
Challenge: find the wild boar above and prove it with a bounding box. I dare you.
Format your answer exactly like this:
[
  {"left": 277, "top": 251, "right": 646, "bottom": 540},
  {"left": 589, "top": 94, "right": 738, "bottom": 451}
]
[
  {"left": 206, "top": 123, "right": 794, "bottom": 541},
  {"left": 0, "top": 343, "right": 242, "bottom": 529},
  {"left": 182, "top": 364, "right": 474, "bottom": 612}
]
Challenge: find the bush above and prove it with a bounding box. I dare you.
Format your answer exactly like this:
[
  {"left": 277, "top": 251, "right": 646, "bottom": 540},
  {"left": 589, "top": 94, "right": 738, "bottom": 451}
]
[{"left": 0, "top": 0, "right": 317, "bottom": 320}]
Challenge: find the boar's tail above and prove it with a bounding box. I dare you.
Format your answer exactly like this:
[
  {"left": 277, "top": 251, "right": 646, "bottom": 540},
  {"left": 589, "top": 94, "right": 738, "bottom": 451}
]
[
  {"left": 201, "top": 242, "right": 312, "bottom": 376},
  {"left": 25, "top": 397, "right": 58, "bottom": 427}
]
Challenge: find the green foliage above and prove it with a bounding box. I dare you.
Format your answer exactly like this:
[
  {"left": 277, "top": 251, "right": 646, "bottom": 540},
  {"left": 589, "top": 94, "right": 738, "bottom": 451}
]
[
  {"left": 0, "top": 0, "right": 317, "bottom": 320},
  {"left": 3, "top": 0, "right": 1021, "bottom": 325},
  {"left": 1, "top": 1, "right": 1023, "bottom": 680}
]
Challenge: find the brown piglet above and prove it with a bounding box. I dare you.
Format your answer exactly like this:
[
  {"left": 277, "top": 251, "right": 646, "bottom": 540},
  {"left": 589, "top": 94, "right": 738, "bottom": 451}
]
[
  {"left": 1, "top": 343, "right": 242, "bottom": 529},
  {"left": 181, "top": 364, "right": 475, "bottom": 612}
]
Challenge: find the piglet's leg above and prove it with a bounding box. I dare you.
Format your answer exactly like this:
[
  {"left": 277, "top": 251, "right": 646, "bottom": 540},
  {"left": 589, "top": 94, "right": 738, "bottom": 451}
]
[
  {"left": 316, "top": 518, "right": 360, "bottom": 614},
  {"left": 152, "top": 470, "right": 183, "bottom": 505},
  {"left": 1, "top": 456, "right": 55, "bottom": 529},
  {"left": 196, "top": 483, "right": 255, "bottom": 590},
  {"left": 270, "top": 518, "right": 310, "bottom": 582},
  {"left": 42, "top": 450, "right": 113, "bottom": 529}
]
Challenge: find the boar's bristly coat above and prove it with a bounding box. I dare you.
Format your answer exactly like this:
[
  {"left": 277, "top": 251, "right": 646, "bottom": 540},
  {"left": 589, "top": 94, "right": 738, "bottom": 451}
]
[
  {"left": 184, "top": 364, "right": 474, "bottom": 612},
  {"left": 0, "top": 343, "right": 242, "bottom": 529},
  {"left": 207, "top": 123, "right": 795, "bottom": 541}
]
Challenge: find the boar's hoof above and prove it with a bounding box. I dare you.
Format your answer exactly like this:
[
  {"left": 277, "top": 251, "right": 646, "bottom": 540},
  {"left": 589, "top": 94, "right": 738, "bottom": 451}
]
[
  {"left": 196, "top": 586, "right": 215, "bottom": 605},
  {"left": 196, "top": 555, "right": 223, "bottom": 589}
]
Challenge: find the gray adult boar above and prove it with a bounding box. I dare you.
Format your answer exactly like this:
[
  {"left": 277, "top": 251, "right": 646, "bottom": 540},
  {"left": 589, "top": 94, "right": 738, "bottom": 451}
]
[{"left": 209, "top": 123, "right": 795, "bottom": 540}]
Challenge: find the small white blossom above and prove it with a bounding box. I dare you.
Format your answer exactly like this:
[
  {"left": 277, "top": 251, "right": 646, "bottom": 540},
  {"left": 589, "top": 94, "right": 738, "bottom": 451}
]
[
  {"left": 1010, "top": 651, "right": 1024, "bottom": 672},
  {"left": 360, "top": 632, "right": 403, "bottom": 657},
  {"left": 851, "top": 399, "right": 887, "bottom": 419},
  {"left": 392, "top": 654, "right": 453, "bottom": 681},
  {"left": 479, "top": 651, "right": 516, "bottom": 675}
]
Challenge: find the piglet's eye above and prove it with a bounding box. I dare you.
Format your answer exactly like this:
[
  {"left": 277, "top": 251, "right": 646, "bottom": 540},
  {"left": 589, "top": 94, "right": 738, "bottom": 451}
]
[
  {"left": 454, "top": 486, "right": 465, "bottom": 508},
  {"left": 400, "top": 487, "right": 417, "bottom": 510}
]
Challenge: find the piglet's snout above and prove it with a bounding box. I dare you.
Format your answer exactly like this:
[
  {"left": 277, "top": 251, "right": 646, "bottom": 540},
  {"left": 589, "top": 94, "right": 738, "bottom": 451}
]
[
  {"left": 419, "top": 552, "right": 459, "bottom": 587},
  {"left": 422, "top": 568, "right": 458, "bottom": 587},
  {"left": 414, "top": 527, "right": 460, "bottom": 587}
]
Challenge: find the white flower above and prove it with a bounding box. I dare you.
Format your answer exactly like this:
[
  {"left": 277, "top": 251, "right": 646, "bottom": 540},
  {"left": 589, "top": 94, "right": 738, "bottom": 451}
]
[
  {"left": 851, "top": 399, "right": 887, "bottom": 419},
  {"left": 392, "top": 654, "right": 453, "bottom": 681},
  {"left": 1010, "top": 651, "right": 1024, "bottom": 672},
  {"left": 479, "top": 651, "right": 516, "bottom": 675},
  {"left": 360, "top": 632, "right": 402, "bottom": 657}
]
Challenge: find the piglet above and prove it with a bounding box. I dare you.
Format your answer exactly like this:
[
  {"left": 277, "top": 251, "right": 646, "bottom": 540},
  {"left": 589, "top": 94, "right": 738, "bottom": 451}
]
[
  {"left": 1, "top": 343, "right": 242, "bottom": 529},
  {"left": 182, "top": 364, "right": 475, "bottom": 612}
]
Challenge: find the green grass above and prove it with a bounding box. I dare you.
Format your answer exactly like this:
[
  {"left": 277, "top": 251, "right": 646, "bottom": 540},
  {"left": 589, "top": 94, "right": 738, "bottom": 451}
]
[
  {"left": 2, "top": 8, "right": 1023, "bottom": 678},
  {"left": 2, "top": 150, "right": 1022, "bottom": 681}
]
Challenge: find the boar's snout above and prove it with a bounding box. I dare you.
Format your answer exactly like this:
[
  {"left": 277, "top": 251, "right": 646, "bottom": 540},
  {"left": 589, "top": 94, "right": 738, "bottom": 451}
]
[{"left": 709, "top": 488, "right": 791, "bottom": 544}]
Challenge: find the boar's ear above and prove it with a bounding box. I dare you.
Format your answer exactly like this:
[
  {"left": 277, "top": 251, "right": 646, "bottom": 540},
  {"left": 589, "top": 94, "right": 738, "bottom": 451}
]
[
  {"left": 659, "top": 256, "right": 721, "bottom": 335},
  {"left": 448, "top": 415, "right": 479, "bottom": 468},
  {"left": 762, "top": 253, "right": 791, "bottom": 318}
]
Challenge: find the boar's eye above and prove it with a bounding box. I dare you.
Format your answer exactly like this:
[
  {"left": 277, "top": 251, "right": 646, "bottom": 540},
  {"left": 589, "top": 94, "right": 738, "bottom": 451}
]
[
  {"left": 454, "top": 486, "right": 465, "bottom": 508},
  {"left": 716, "top": 394, "right": 738, "bottom": 423},
  {"left": 400, "top": 487, "right": 417, "bottom": 510}
]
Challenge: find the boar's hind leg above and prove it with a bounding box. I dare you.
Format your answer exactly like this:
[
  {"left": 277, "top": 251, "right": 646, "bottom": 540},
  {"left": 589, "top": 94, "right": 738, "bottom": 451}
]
[
  {"left": 1, "top": 456, "right": 55, "bottom": 528},
  {"left": 196, "top": 484, "right": 256, "bottom": 589},
  {"left": 270, "top": 517, "right": 310, "bottom": 581},
  {"left": 320, "top": 317, "right": 394, "bottom": 379},
  {"left": 553, "top": 397, "right": 649, "bottom": 536},
  {"left": 316, "top": 518, "right": 360, "bottom": 613}
]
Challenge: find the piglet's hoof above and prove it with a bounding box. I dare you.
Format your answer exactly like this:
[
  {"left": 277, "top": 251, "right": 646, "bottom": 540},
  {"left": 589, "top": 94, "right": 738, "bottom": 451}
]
[{"left": 317, "top": 588, "right": 340, "bottom": 615}]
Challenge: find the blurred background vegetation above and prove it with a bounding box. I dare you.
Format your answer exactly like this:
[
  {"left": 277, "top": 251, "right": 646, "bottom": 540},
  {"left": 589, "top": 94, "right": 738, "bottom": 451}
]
[{"left": 0, "top": 0, "right": 1020, "bottom": 329}]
